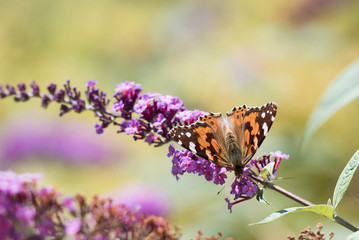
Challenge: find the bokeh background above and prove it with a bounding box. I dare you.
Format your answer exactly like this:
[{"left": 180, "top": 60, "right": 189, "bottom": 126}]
[{"left": 1, "top": 0, "right": 359, "bottom": 239}]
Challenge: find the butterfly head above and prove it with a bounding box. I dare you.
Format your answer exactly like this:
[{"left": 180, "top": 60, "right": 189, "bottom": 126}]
[{"left": 233, "top": 166, "right": 244, "bottom": 177}]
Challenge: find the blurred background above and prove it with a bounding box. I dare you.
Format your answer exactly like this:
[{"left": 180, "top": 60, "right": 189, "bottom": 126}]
[{"left": 0, "top": 0, "right": 359, "bottom": 239}]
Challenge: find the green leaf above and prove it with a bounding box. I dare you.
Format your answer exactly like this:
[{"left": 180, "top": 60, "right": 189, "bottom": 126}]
[
  {"left": 345, "top": 231, "right": 359, "bottom": 240},
  {"left": 256, "top": 189, "right": 271, "bottom": 205},
  {"left": 302, "top": 58, "right": 359, "bottom": 147},
  {"left": 261, "top": 162, "right": 275, "bottom": 179},
  {"left": 250, "top": 205, "right": 334, "bottom": 225},
  {"left": 333, "top": 149, "right": 359, "bottom": 210}
]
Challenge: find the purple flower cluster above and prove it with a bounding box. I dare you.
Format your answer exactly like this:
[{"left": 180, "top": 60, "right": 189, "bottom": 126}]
[
  {"left": 112, "top": 81, "right": 142, "bottom": 119},
  {"left": 111, "top": 81, "right": 206, "bottom": 146},
  {"left": 0, "top": 80, "right": 206, "bottom": 147},
  {"left": 0, "top": 171, "right": 170, "bottom": 239},
  {"left": 0, "top": 80, "right": 110, "bottom": 117},
  {"left": 0, "top": 170, "right": 229, "bottom": 239},
  {"left": 168, "top": 145, "right": 227, "bottom": 184},
  {"left": 250, "top": 151, "right": 290, "bottom": 179},
  {"left": 168, "top": 145, "right": 290, "bottom": 212}
]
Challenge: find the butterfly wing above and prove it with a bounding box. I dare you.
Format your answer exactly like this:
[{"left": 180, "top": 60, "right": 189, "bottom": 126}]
[
  {"left": 226, "top": 104, "right": 248, "bottom": 162},
  {"left": 197, "top": 113, "right": 228, "bottom": 152},
  {"left": 170, "top": 113, "right": 232, "bottom": 169},
  {"left": 227, "top": 102, "right": 277, "bottom": 165}
]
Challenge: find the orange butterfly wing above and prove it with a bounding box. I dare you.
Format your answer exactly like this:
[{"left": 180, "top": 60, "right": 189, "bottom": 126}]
[
  {"left": 227, "top": 102, "right": 277, "bottom": 165},
  {"left": 170, "top": 113, "right": 232, "bottom": 169}
]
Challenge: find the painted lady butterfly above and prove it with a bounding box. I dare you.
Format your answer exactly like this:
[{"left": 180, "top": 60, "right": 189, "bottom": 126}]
[{"left": 170, "top": 102, "right": 277, "bottom": 177}]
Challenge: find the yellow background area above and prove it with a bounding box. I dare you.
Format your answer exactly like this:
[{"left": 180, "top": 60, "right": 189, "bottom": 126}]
[{"left": 0, "top": 1, "right": 359, "bottom": 239}]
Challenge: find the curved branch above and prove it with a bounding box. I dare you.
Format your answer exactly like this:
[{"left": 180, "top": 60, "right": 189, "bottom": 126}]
[{"left": 250, "top": 174, "right": 359, "bottom": 232}]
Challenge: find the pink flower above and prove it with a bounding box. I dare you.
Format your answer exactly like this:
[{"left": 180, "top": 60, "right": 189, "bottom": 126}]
[{"left": 65, "top": 218, "right": 82, "bottom": 235}]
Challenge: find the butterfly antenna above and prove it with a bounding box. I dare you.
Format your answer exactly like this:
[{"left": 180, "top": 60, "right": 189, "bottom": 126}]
[
  {"left": 217, "top": 174, "right": 236, "bottom": 195},
  {"left": 217, "top": 185, "right": 226, "bottom": 195},
  {"left": 275, "top": 176, "right": 296, "bottom": 181}
]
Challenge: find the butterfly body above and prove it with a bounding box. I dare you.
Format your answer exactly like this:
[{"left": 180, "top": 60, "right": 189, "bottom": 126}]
[
  {"left": 170, "top": 102, "right": 277, "bottom": 177},
  {"left": 224, "top": 130, "right": 244, "bottom": 175}
]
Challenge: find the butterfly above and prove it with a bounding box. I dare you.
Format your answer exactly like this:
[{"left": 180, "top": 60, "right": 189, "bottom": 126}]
[{"left": 169, "top": 102, "right": 277, "bottom": 177}]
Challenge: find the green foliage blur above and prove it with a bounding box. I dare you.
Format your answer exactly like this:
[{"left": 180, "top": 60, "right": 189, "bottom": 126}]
[{"left": 0, "top": 0, "right": 359, "bottom": 239}]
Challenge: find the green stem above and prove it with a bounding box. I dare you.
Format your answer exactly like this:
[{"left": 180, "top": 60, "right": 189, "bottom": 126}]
[{"left": 250, "top": 174, "right": 359, "bottom": 232}]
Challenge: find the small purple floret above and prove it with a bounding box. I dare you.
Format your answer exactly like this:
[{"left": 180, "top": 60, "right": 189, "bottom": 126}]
[
  {"left": 15, "top": 206, "right": 36, "bottom": 224},
  {"left": 47, "top": 83, "right": 57, "bottom": 94},
  {"left": 95, "top": 122, "right": 104, "bottom": 134},
  {"left": 113, "top": 81, "right": 142, "bottom": 119},
  {"left": 271, "top": 151, "right": 290, "bottom": 159},
  {"left": 30, "top": 81, "right": 40, "bottom": 96},
  {"left": 86, "top": 80, "right": 98, "bottom": 88},
  {"left": 63, "top": 197, "right": 76, "bottom": 212},
  {"left": 5, "top": 84, "right": 16, "bottom": 95},
  {"left": 65, "top": 218, "right": 82, "bottom": 235},
  {"left": 225, "top": 198, "right": 233, "bottom": 213},
  {"left": 175, "top": 109, "right": 207, "bottom": 125}
]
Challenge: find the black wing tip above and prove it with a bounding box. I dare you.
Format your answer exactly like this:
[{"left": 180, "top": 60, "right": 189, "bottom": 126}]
[
  {"left": 226, "top": 102, "right": 278, "bottom": 115},
  {"left": 265, "top": 101, "right": 278, "bottom": 108},
  {"left": 249, "top": 102, "right": 278, "bottom": 111},
  {"left": 264, "top": 102, "right": 278, "bottom": 113},
  {"left": 199, "top": 112, "right": 222, "bottom": 120},
  {"left": 227, "top": 104, "right": 247, "bottom": 116}
]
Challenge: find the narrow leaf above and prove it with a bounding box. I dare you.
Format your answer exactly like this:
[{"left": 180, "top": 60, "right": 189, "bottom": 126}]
[
  {"left": 345, "top": 231, "right": 359, "bottom": 240},
  {"left": 256, "top": 189, "right": 270, "bottom": 205},
  {"left": 302, "top": 58, "right": 359, "bottom": 147},
  {"left": 333, "top": 149, "right": 359, "bottom": 210},
  {"left": 250, "top": 205, "right": 334, "bottom": 225}
]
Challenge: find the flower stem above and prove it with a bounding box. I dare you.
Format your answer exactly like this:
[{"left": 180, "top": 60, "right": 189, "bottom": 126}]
[
  {"left": 250, "top": 174, "right": 313, "bottom": 206},
  {"left": 250, "top": 174, "right": 359, "bottom": 232},
  {"left": 333, "top": 215, "right": 359, "bottom": 233}
]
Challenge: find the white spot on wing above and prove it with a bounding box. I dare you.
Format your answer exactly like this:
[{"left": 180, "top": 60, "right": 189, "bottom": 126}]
[
  {"left": 263, "top": 122, "right": 268, "bottom": 136},
  {"left": 178, "top": 140, "right": 182, "bottom": 145},
  {"left": 181, "top": 132, "right": 184, "bottom": 135},
  {"left": 261, "top": 112, "right": 265, "bottom": 118},
  {"left": 186, "top": 132, "right": 191, "bottom": 137},
  {"left": 271, "top": 116, "right": 275, "bottom": 121},
  {"left": 189, "top": 142, "right": 197, "bottom": 154}
]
